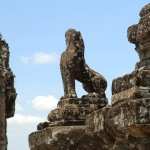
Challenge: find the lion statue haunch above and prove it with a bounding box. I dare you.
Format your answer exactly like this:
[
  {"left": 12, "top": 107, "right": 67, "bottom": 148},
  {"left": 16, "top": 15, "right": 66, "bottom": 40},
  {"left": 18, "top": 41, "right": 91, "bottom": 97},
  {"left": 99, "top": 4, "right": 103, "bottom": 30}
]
[{"left": 60, "top": 29, "right": 107, "bottom": 99}]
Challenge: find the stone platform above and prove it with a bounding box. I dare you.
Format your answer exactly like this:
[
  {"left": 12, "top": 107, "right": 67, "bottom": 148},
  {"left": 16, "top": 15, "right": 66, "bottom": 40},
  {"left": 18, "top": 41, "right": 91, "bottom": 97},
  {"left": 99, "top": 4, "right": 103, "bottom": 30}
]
[
  {"left": 47, "top": 94, "right": 107, "bottom": 128},
  {"left": 86, "top": 98, "right": 150, "bottom": 150},
  {"left": 29, "top": 126, "right": 87, "bottom": 150},
  {"left": 29, "top": 96, "right": 150, "bottom": 150},
  {"left": 29, "top": 94, "right": 108, "bottom": 149}
]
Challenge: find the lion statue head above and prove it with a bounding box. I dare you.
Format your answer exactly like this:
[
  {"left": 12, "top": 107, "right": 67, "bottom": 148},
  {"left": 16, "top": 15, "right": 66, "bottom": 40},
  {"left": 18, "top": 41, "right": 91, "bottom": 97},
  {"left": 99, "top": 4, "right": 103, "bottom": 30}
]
[{"left": 65, "top": 29, "right": 85, "bottom": 51}]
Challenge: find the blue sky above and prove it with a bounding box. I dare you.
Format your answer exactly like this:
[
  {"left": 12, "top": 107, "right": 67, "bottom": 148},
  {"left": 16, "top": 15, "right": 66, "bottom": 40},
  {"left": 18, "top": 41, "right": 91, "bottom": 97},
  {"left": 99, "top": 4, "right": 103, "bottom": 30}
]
[{"left": 0, "top": 0, "right": 149, "bottom": 149}]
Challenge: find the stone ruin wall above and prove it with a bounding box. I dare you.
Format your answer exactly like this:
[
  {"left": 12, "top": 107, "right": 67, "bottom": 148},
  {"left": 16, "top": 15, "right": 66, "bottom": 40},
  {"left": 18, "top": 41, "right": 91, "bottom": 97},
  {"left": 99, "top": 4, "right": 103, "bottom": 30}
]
[{"left": 0, "top": 37, "right": 17, "bottom": 150}]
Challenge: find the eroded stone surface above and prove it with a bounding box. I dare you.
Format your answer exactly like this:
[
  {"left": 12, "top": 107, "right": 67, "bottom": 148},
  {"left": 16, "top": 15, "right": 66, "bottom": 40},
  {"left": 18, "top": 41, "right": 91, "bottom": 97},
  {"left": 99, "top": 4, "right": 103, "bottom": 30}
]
[
  {"left": 0, "top": 36, "right": 16, "bottom": 150},
  {"left": 128, "top": 3, "right": 150, "bottom": 64},
  {"left": 86, "top": 98, "right": 150, "bottom": 149},
  {"left": 30, "top": 98, "right": 150, "bottom": 150},
  {"left": 47, "top": 94, "right": 108, "bottom": 127},
  {"left": 29, "top": 126, "right": 87, "bottom": 150},
  {"left": 60, "top": 29, "right": 107, "bottom": 100},
  {"left": 112, "top": 68, "right": 150, "bottom": 95},
  {"left": 112, "top": 6, "right": 150, "bottom": 104}
]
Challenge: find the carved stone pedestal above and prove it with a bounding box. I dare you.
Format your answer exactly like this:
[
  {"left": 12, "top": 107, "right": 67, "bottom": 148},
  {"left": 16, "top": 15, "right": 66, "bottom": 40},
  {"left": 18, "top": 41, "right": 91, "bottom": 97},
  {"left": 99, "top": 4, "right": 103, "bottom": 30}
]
[
  {"left": 48, "top": 98, "right": 85, "bottom": 126},
  {"left": 48, "top": 94, "right": 107, "bottom": 125},
  {"left": 30, "top": 94, "right": 108, "bottom": 149}
]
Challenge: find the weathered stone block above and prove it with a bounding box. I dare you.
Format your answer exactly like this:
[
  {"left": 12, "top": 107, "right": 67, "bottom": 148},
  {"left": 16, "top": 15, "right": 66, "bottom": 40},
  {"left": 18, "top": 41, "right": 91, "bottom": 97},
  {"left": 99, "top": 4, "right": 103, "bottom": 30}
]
[
  {"left": 112, "top": 87, "right": 150, "bottom": 105},
  {"left": 86, "top": 106, "right": 111, "bottom": 132},
  {"left": 112, "top": 68, "right": 150, "bottom": 95},
  {"left": 29, "top": 126, "right": 86, "bottom": 150},
  {"left": 47, "top": 95, "right": 107, "bottom": 127}
]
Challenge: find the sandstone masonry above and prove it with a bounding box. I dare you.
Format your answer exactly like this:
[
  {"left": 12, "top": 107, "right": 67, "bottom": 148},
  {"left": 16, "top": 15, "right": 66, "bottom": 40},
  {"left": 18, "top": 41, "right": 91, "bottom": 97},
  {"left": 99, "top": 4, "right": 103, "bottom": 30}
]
[{"left": 29, "top": 3, "right": 150, "bottom": 150}]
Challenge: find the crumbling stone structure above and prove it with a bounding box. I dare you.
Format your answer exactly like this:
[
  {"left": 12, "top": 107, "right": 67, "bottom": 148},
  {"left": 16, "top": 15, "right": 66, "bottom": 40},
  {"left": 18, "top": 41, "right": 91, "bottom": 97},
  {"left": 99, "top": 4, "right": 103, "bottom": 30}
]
[
  {"left": 0, "top": 36, "right": 17, "bottom": 150},
  {"left": 29, "top": 3, "right": 150, "bottom": 150}
]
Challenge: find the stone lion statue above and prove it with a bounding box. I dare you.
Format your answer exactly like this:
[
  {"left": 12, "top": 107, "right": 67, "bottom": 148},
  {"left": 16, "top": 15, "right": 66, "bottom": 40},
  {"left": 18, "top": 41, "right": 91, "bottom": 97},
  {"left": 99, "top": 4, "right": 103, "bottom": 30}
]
[{"left": 60, "top": 29, "right": 107, "bottom": 99}]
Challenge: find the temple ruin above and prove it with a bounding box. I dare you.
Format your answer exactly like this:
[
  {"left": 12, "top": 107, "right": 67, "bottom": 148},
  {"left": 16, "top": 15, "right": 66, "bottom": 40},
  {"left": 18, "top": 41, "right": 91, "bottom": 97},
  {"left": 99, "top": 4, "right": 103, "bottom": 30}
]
[{"left": 29, "top": 3, "right": 150, "bottom": 150}]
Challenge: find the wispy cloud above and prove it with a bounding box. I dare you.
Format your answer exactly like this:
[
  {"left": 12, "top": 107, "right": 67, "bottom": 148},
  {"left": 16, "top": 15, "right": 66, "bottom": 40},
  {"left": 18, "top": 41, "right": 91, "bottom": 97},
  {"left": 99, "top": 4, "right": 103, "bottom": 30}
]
[
  {"left": 32, "top": 95, "right": 58, "bottom": 111},
  {"left": 20, "top": 52, "right": 59, "bottom": 64},
  {"left": 8, "top": 114, "right": 44, "bottom": 125},
  {"left": 8, "top": 95, "right": 58, "bottom": 126}
]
